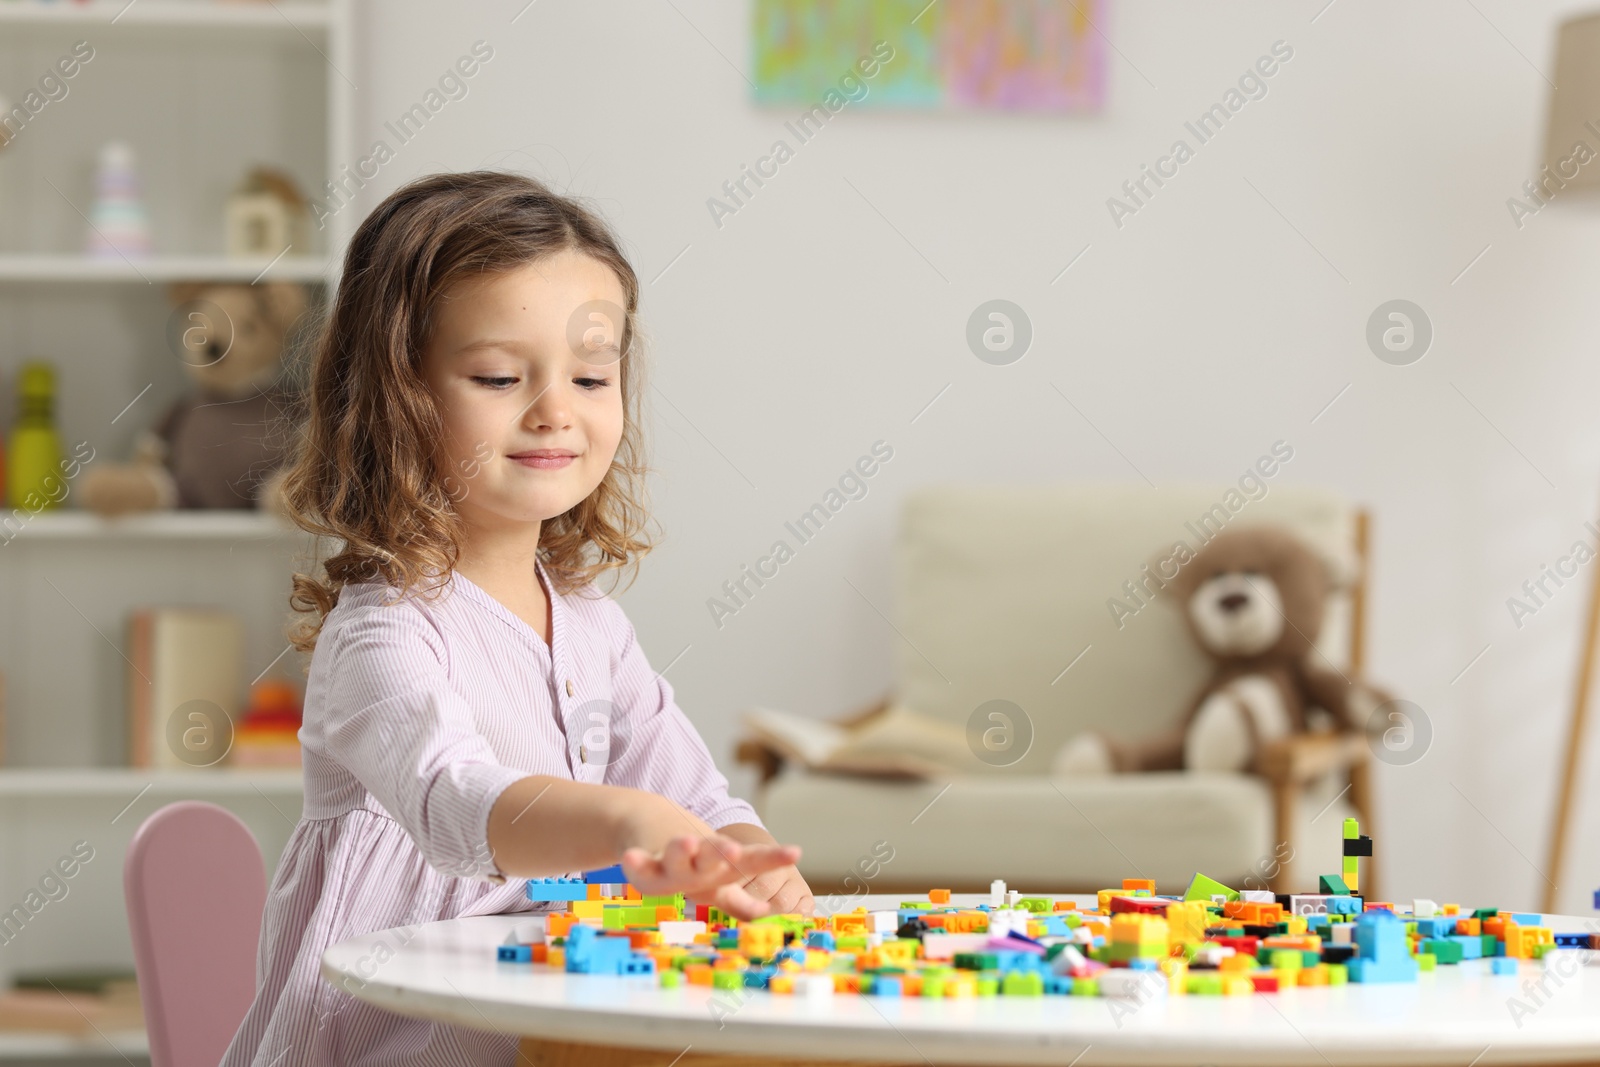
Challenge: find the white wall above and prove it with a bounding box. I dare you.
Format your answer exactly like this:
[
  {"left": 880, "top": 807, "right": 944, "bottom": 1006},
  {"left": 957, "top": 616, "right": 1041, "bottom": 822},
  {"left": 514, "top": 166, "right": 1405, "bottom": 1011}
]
[{"left": 347, "top": 0, "right": 1600, "bottom": 913}]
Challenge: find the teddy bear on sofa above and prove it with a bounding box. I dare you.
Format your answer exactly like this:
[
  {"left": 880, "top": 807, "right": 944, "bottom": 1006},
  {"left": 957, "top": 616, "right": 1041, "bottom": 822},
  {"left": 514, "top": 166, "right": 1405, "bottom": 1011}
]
[
  {"left": 81, "top": 281, "right": 308, "bottom": 517},
  {"left": 1055, "top": 524, "right": 1390, "bottom": 776}
]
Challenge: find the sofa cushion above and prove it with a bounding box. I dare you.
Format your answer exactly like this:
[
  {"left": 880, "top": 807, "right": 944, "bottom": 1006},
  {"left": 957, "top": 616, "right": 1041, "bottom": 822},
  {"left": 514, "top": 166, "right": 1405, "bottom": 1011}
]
[
  {"left": 759, "top": 768, "right": 1353, "bottom": 894},
  {"left": 761, "top": 767, "right": 1350, "bottom": 895},
  {"left": 893, "top": 484, "right": 1357, "bottom": 772}
]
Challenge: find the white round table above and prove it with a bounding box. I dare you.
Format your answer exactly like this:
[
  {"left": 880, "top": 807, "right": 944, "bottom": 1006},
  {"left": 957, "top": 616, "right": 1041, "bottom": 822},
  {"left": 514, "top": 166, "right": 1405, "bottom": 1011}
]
[{"left": 322, "top": 893, "right": 1600, "bottom": 1066}]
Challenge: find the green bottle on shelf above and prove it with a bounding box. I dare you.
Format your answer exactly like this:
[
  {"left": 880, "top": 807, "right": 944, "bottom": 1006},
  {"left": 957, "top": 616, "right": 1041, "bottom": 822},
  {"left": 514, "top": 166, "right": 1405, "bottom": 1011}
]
[{"left": 8, "top": 362, "right": 64, "bottom": 512}]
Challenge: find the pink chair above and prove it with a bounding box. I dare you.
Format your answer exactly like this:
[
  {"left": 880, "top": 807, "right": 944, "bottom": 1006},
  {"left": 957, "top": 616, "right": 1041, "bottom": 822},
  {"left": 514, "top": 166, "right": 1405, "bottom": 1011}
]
[{"left": 124, "top": 801, "right": 266, "bottom": 1067}]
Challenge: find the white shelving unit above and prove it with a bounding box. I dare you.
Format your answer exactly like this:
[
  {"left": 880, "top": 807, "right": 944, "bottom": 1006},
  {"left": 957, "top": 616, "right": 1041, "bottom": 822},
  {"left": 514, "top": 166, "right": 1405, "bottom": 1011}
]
[{"left": 0, "top": 1, "right": 354, "bottom": 1057}]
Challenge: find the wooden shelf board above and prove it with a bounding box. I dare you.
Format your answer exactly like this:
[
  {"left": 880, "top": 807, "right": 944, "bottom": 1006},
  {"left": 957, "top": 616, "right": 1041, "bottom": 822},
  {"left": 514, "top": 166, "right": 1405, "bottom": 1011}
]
[
  {"left": 0, "top": 255, "right": 333, "bottom": 284},
  {"left": 3, "top": 510, "right": 303, "bottom": 541},
  {"left": 0, "top": 0, "right": 330, "bottom": 31},
  {"left": 0, "top": 767, "right": 302, "bottom": 797},
  {"left": 0, "top": 1029, "right": 147, "bottom": 1059}
]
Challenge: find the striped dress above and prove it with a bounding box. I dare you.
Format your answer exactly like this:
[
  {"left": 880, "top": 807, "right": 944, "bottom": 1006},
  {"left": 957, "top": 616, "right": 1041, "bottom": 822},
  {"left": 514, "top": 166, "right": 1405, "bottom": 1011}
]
[{"left": 220, "top": 562, "right": 761, "bottom": 1067}]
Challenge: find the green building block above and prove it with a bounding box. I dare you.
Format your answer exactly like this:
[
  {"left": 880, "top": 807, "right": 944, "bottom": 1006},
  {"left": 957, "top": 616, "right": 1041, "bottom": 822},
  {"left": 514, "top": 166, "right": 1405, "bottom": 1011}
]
[
  {"left": 1343, "top": 817, "right": 1359, "bottom": 839},
  {"left": 1319, "top": 874, "right": 1351, "bottom": 895},
  {"left": 1070, "top": 978, "right": 1100, "bottom": 996},
  {"left": 1417, "top": 953, "right": 1437, "bottom": 972},
  {"left": 712, "top": 971, "right": 743, "bottom": 990},
  {"left": 977, "top": 975, "right": 1000, "bottom": 996},
  {"left": 658, "top": 968, "right": 682, "bottom": 988},
  {"left": 1327, "top": 964, "right": 1348, "bottom": 986},
  {"left": 1184, "top": 873, "right": 1240, "bottom": 902},
  {"left": 1422, "top": 938, "right": 1464, "bottom": 964},
  {"left": 1018, "top": 897, "right": 1052, "bottom": 913},
  {"left": 1002, "top": 971, "right": 1044, "bottom": 996},
  {"left": 1186, "top": 973, "right": 1224, "bottom": 995}
]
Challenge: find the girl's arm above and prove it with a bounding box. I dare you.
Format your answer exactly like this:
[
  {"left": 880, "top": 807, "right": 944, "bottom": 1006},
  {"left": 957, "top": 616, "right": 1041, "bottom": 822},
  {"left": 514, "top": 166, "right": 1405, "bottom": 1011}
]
[
  {"left": 308, "top": 598, "right": 795, "bottom": 917},
  {"left": 485, "top": 775, "right": 801, "bottom": 919}
]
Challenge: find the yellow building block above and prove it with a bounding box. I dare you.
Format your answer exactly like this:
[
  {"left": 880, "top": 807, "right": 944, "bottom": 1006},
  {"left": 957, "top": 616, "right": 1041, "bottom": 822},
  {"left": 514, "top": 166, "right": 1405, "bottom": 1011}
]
[
  {"left": 1161, "top": 957, "right": 1189, "bottom": 994},
  {"left": 1111, "top": 914, "right": 1170, "bottom": 945},
  {"left": 739, "top": 924, "right": 785, "bottom": 959},
  {"left": 1165, "top": 901, "right": 1208, "bottom": 945},
  {"left": 880, "top": 940, "right": 917, "bottom": 964},
  {"left": 570, "top": 899, "right": 604, "bottom": 919}
]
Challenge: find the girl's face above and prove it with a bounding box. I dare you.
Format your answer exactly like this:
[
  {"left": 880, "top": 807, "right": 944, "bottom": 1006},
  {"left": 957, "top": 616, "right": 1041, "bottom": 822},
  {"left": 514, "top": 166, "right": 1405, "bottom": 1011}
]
[{"left": 421, "top": 250, "right": 627, "bottom": 537}]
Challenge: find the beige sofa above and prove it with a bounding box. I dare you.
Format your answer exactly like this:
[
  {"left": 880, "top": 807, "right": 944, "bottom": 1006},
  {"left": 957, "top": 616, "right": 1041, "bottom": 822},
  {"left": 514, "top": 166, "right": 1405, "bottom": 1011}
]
[{"left": 739, "top": 484, "right": 1375, "bottom": 897}]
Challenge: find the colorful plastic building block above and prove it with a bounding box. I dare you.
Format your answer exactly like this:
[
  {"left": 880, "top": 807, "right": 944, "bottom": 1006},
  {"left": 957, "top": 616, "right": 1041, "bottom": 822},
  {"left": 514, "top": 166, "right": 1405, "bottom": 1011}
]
[
  {"left": 1184, "top": 873, "right": 1239, "bottom": 903},
  {"left": 1345, "top": 912, "right": 1418, "bottom": 983},
  {"left": 500, "top": 815, "right": 1577, "bottom": 1006},
  {"left": 525, "top": 877, "right": 589, "bottom": 902}
]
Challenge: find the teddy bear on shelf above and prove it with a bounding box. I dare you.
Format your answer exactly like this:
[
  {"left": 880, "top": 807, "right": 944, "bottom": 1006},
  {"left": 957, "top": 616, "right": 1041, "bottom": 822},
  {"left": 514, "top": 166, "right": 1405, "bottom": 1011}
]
[
  {"left": 1054, "top": 524, "right": 1390, "bottom": 776},
  {"left": 81, "top": 281, "right": 308, "bottom": 517}
]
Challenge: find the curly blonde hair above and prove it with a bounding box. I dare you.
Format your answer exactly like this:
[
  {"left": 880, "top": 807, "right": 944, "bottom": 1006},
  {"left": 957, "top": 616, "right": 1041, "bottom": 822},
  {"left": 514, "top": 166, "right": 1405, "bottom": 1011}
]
[{"left": 283, "top": 171, "right": 653, "bottom": 654}]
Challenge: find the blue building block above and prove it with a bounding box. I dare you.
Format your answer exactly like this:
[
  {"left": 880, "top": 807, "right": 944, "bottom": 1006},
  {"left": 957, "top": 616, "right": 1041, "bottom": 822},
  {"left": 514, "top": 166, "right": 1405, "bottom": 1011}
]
[
  {"left": 1038, "top": 916, "right": 1072, "bottom": 937},
  {"left": 872, "top": 976, "right": 903, "bottom": 996},
  {"left": 1129, "top": 958, "right": 1158, "bottom": 971},
  {"left": 1346, "top": 911, "right": 1419, "bottom": 984},
  {"left": 1044, "top": 975, "right": 1074, "bottom": 994},
  {"left": 525, "top": 878, "right": 589, "bottom": 902},
  {"left": 497, "top": 944, "right": 533, "bottom": 962},
  {"left": 564, "top": 924, "right": 638, "bottom": 974},
  {"left": 1593, "top": 888, "right": 1599, "bottom": 910},
  {"left": 1555, "top": 932, "right": 1590, "bottom": 948},
  {"left": 806, "top": 930, "right": 836, "bottom": 950},
  {"left": 1414, "top": 917, "right": 1457, "bottom": 939},
  {"left": 1328, "top": 897, "right": 1362, "bottom": 915},
  {"left": 742, "top": 966, "right": 776, "bottom": 988},
  {"left": 620, "top": 954, "right": 656, "bottom": 975},
  {"left": 1491, "top": 957, "right": 1518, "bottom": 975},
  {"left": 583, "top": 864, "right": 626, "bottom": 884},
  {"left": 1447, "top": 934, "right": 1484, "bottom": 960},
  {"left": 1511, "top": 912, "right": 1541, "bottom": 926}
]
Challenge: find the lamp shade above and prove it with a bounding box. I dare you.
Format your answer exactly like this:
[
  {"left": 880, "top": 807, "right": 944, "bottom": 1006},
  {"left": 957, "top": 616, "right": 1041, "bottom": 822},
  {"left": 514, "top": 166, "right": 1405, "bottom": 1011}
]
[{"left": 1542, "top": 11, "right": 1600, "bottom": 193}]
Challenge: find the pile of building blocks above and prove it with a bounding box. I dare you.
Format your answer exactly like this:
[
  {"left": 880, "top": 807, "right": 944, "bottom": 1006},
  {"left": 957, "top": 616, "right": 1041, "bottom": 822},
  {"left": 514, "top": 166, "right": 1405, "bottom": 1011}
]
[{"left": 496, "top": 821, "right": 1600, "bottom": 998}]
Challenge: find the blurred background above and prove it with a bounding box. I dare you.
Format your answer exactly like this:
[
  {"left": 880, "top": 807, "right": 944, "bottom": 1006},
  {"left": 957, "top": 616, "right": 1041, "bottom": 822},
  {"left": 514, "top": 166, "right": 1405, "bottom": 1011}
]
[{"left": 2, "top": 0, "right": 1600, "bottom": 1059}]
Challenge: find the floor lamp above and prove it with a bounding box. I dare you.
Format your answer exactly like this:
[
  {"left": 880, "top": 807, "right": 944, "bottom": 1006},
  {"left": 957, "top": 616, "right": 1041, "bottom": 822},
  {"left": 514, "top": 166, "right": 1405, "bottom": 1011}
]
[{"left": 1541, "top": 10, "right": 1600, "bottom": 915}]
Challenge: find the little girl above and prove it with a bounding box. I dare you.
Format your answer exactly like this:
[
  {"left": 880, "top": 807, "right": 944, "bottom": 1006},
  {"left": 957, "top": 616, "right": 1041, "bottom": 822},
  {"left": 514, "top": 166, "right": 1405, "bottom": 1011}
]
[{"left": 221, "top": 171, "right": 811, "bottom": 1067}]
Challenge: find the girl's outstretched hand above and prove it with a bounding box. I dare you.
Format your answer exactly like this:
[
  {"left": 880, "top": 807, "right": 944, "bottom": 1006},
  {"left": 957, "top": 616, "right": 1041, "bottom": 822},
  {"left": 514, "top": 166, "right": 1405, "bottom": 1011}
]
[{"left": 620, "top": 834, "right": 801, "bottom": 922}]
